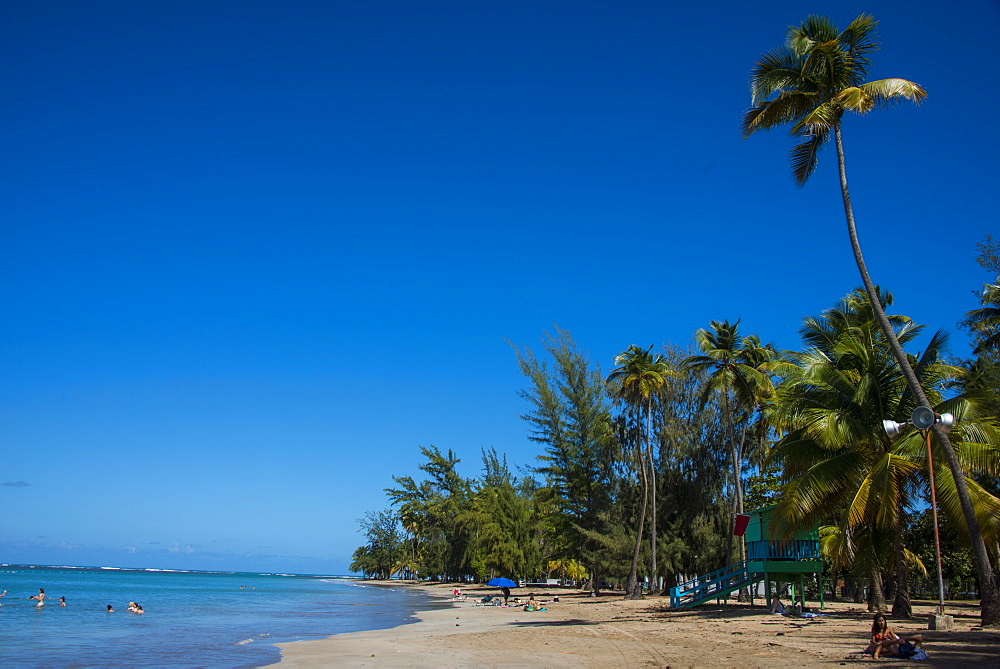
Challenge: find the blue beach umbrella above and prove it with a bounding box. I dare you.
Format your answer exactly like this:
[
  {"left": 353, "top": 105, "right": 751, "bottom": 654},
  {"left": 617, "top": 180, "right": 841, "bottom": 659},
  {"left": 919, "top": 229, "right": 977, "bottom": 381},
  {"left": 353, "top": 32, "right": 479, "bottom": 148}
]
[{"left": 486, "top": 577, "right": 517, "bottom": 588}]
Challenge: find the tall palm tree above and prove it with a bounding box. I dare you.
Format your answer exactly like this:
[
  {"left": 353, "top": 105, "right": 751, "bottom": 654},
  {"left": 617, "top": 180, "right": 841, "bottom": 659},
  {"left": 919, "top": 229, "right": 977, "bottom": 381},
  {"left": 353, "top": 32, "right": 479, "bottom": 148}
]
[
  {"left": 608, "top": 344, "right": 670, "bottom": 599},
  {"left": 742, "top": 14, "right": 999, "bottom": 624},
  {"left": 685, "top": 321, "right": 774, "bottom": 572}
]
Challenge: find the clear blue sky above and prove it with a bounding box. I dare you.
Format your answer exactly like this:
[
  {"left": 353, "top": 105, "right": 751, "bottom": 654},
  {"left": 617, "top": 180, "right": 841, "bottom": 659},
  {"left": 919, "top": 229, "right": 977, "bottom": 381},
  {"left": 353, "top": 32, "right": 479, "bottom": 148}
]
[{"left": 3, "top": 0, "right": 997, "bottom": 574}]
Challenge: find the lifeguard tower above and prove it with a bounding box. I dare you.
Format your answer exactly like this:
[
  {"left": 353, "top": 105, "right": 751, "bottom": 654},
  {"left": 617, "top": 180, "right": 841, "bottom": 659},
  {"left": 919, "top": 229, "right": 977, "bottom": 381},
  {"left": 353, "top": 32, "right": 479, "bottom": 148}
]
[{"left": 669, "top": 505, "right": 823, "bottom": 610}]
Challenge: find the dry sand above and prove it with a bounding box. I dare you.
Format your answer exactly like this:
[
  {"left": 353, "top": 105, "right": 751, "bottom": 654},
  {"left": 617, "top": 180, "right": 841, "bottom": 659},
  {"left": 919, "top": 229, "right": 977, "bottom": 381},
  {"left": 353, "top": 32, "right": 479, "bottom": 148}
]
[{"left": 278, "top": 582, "right": 1000, "bottom": 667}]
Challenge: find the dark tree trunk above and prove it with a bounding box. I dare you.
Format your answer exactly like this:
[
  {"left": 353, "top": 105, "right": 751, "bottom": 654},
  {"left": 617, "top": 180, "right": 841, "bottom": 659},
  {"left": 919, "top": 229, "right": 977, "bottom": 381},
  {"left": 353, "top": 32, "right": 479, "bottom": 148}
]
[
  {"left": 647, "top": 398, "right": 658, "bottom": 593},
  {"left": 868, "top": 570, "right": 887, "bottom": 613},
  {"left": 625, "top": 445, "right": 649, "bottom": 600},
  {"left": 892, "top": 501, "right": 912, "bottom": 618}
]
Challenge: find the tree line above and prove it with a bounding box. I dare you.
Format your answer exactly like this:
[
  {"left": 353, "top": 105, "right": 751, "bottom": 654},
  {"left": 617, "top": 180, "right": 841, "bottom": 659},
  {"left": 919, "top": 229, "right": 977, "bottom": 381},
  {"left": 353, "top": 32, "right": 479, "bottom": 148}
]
[
  {"left": 353, "top": 14, "right": 1000, "bottom": 627},
  {"left": 353, "top": 262, "right": 1000, "bottom": 618}
]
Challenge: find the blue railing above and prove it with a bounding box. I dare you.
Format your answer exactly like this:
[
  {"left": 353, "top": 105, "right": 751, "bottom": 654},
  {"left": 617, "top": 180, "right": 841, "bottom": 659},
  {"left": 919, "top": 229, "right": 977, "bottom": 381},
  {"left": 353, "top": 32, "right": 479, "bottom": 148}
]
[
  {"left": 670, "top": 561, "right": 753, "bottom": 609},
  {"left": 746, "top": 540, "right": 820, "bottom": 561}
]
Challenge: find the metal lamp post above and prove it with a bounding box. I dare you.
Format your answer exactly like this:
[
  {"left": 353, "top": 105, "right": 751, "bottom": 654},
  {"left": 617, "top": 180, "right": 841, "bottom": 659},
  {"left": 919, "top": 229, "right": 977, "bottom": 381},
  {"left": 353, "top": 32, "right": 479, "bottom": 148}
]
[{"left": 883, "top": 406, "right": 954, "bottom": 622}]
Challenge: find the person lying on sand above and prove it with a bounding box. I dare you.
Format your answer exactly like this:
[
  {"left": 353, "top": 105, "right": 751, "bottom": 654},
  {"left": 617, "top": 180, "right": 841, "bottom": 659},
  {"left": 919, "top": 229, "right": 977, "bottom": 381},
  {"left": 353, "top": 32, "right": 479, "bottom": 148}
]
[{"left": 866, "top": 613, "right": 923, "bottom": 659}]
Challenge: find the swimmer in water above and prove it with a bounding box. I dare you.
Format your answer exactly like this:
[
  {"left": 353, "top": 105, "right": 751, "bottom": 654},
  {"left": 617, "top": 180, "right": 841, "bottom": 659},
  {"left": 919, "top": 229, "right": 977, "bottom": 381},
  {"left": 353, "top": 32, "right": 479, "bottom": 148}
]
[
  {"left": 107, "top": 604, "right": 114, "bottom": 612},
  {"left": 30, "top": 588, "right": 46, "bottom": 607},
  {"left": 59, "top": 596, "right": 66, "bottom": 607}
]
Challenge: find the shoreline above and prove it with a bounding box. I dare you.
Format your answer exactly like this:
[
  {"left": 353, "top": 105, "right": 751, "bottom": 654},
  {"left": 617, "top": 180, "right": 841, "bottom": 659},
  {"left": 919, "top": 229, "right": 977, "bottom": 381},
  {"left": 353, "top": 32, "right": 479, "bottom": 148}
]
[{"left": 278, "top": 582, "right": 1000, "bottom": 667}]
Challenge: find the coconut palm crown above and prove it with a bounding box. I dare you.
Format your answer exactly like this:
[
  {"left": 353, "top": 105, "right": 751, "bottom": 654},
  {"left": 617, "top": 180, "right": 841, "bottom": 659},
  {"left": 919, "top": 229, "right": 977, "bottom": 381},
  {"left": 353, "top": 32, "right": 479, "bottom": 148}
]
[{"left": 741, "top": 14, "right": 926, "bottom": 185}]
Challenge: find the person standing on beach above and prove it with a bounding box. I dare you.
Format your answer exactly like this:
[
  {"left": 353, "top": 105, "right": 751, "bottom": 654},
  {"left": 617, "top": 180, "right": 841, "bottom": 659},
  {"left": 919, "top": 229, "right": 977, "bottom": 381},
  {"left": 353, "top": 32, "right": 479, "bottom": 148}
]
[{"left": 501, "top": 587, "right": 510, "bottom": 605}]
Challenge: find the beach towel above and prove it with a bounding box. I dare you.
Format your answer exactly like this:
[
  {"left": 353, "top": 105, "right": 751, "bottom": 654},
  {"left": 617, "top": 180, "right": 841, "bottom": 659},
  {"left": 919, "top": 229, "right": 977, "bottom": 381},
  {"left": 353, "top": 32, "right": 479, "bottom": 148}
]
[{"left": 860, "top": 647, "right": 928, "bottom": 661}]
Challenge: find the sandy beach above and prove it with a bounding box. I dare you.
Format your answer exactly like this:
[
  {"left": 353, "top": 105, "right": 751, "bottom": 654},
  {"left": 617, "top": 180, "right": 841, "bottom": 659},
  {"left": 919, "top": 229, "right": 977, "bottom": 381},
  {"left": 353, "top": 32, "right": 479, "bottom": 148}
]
[{"left": 278, "top": 582, "right": 1000, "bottom": 667}]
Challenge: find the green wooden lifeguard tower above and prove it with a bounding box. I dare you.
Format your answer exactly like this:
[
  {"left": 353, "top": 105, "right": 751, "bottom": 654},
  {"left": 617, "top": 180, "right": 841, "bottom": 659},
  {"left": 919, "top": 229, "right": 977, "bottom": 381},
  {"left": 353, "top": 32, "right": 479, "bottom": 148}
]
[{"left": 670, "top": 505, "right": 824, "bottom": 610}]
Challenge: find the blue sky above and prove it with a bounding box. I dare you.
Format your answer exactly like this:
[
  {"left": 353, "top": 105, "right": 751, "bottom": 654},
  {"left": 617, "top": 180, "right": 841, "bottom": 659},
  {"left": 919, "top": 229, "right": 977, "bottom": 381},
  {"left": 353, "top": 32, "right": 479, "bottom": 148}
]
[{"left": 3, "top": 0, "right": 997, "bottom": 574}]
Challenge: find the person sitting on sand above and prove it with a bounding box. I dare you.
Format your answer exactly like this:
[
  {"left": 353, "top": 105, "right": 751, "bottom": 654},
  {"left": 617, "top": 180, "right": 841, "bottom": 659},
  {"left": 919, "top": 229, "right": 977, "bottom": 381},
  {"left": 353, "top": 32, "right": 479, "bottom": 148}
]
[
  {"left": 769, "top": 599, "right": 786, "bottom": 614},
  {"left": 866, "top": 613, "right": 923, "bottom": 659},
  {"left": 523, "top": 594, "right": 546, "bottom": 612}
]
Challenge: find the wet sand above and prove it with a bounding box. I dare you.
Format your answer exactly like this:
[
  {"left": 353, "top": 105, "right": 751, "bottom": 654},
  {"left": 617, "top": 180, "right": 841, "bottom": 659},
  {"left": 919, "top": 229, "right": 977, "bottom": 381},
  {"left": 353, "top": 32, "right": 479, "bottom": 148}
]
[{"left": 278, "top": 582, "right": 1000, "bottom": 667}]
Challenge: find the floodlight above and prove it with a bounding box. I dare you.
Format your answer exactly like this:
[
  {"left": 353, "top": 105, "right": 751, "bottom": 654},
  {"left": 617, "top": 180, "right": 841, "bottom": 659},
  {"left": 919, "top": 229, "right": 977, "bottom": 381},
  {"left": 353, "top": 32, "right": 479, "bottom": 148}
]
[
  {"left": 938, "top": 413, "right": 955, "bottom": 433},
  {"left": 883, "top": 419, "right": 905, "bottom": 438}
]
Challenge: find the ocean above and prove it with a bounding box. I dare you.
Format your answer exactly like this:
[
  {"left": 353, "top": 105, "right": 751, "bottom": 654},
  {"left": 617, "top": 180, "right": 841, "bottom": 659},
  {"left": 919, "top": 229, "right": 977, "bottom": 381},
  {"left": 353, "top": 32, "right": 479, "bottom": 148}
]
[{"left": 0, "top": 565, "right": 433, "bottom": 667}]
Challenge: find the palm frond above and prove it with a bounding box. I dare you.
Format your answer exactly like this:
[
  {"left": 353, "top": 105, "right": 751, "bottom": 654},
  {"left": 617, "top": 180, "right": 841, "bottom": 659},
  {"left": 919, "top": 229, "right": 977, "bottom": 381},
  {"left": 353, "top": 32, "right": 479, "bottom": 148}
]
[
  {"left": 791, "top": 101, "right": 840, "bottom": 134},
  {"left": 789, "top": 127, "right": 828, "bottom": 185},
  {"left": 788, "top": 15, "right": 839, "bottom": 56},
  {"left": 832, "top": 86, "right": 873, "bottom": 113},
  {"left": 838, "top": 13, "right": 879, "bottom": 82},
  {"left": 741, "top": 91, "right": 818, "bottom": 138},
  {"left": 859, "top": 78, "right": 927, "bottom": 109},
  {"left": 750, "top": 47, "right": 807, "bottom": 102}
]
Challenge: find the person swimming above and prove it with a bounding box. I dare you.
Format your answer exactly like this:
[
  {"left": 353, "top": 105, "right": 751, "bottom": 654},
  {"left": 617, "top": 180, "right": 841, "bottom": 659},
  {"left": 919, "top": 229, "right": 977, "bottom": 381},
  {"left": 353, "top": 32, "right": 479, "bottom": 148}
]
[
  {"left": 59, "top": 596, "right": 66, "bottom": 607},
  {"left": 30, "top": 588, "right": 46, "bottom": 607},
  {"left": 107, "top": 604, "right": 114, "bottom": 612}
]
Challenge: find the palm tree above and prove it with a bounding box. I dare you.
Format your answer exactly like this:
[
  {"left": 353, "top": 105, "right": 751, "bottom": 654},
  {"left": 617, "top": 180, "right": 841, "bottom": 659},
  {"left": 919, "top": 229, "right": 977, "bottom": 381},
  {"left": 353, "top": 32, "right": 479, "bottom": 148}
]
[
  {"left": 968, "top": 280, "right": 1000, "bottom": 355},
  {"left": 685, "top": 320, "right": 774, "bottom": 573},
  {"left": 608, "top": 344, "right": 670, "bottom": 598},
  {"left": 769, "top": 290, "right": 1000, "bottom": 614},
  {"left": 742, "top": 14, "right": 999, "bottom": 624}
]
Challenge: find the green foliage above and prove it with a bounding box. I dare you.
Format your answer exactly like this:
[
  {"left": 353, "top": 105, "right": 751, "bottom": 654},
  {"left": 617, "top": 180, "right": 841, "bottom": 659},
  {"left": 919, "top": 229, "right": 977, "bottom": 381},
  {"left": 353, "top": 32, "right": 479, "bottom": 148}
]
[
  {"left": 768, "top": 289, "right": 1000, "bottom": 611},
  {"left": 742, "top": 14, "right": 925, "bottom": 185},
  {"left": 904, "top": 507, "right": 975, "bottom": 589},
  {"left": 744, "top": 469, "right": 783, "bottom": 512},
  {"left": 976, "top": 234, "right": 1000, "bottom": 275},
  {"left": 461, "top": 449, "right": 543, "bottom": 581},
  {"left": 350, "top": 509, "right": 404, "bottom": 579},
  {"left": 512, "top": 329, "right": 619, "bottom": 592},
  {"left": 385, "top": 446, "right": 472, "bottom": 580}
]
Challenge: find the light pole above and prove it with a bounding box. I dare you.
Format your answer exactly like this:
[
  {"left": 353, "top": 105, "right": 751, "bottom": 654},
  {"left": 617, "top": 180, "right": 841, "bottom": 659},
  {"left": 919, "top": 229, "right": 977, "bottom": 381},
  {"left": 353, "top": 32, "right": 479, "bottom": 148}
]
[{"left": 884, "top": 406, "right": 955, "bottom": 628}]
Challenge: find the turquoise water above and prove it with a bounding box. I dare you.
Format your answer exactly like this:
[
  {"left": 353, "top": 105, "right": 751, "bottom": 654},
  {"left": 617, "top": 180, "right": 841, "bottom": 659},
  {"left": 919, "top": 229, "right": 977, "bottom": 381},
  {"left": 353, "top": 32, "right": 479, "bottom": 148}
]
[{"left": 0, "top": 565, "right": 431, "bottom": 667}]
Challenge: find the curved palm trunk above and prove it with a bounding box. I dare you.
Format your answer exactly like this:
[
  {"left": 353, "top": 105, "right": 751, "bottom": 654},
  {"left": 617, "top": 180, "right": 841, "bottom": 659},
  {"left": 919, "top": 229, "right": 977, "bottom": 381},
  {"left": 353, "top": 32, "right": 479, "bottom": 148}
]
[
  {"left": 868, "top": 569, "right": 887, "bottom": 613},
  {"left": 722, "top": 390, "right": 743, "bottom": 568},
  {"left": 625, "top": 438, "right": 649, "bottom": 600},
  {"left": 647, "top": 397, "right": 658, "bottom": 593},
  {"left": 834, "top": 123, "right": 1000, "bottom": 626}
]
